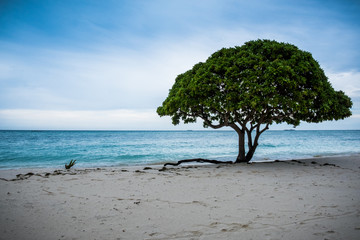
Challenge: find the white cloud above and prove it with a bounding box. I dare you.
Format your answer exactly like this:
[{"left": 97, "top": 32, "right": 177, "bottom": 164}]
[
  {"left": 0, "top": 37, "right": 216, "bottom": 110},
  {"left": 0, "top": 109, "right": 155, "bottom": 130},
  {"left": 0, "top": 108, "right": 358, "bottom": 130},
  {"left": 1, "top": 24, "right": 359, "bottom": 129},
  {"left": 327, "top": 70, "right": 360, "bottom": 98},
  {"left": 0, "top": 109, "right": 205, "bottom": 130}
]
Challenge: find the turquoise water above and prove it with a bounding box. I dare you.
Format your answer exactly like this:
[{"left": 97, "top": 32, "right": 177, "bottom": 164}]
[{"left": 0, "top": 130, "right": 359, "bottom": 169}]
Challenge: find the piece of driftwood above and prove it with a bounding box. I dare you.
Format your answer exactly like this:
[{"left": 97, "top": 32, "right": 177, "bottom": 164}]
[{"left": 163, "top": 158, "right": 233, "bottom": 167}]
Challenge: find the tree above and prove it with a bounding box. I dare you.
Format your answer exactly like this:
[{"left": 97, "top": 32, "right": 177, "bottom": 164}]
[{"left": 157, "top": 39, "right": 352, "bottom": 163}]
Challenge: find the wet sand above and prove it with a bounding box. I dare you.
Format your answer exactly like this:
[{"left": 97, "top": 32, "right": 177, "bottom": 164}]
[{"left": 1, "top": 155, "right": 360, "bottom": 240}]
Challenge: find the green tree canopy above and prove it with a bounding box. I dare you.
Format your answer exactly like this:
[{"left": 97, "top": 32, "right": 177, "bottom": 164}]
[{"left": 157, "top": 39, "right": 352, "bottom": 162}]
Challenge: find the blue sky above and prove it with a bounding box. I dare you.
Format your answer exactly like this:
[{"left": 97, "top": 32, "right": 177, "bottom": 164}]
[{"left": 0, "top": 0, "right": 359, "bottom": 130}]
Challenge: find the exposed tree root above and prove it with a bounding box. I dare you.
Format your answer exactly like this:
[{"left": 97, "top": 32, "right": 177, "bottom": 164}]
[{"left": 163, "top": 158, "right": 234, "bottom": 167}]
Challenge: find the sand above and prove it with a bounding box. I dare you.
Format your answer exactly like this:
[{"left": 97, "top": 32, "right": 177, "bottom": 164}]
[{"left": 1, "top": 156, "right": 360, "bottom": 240}]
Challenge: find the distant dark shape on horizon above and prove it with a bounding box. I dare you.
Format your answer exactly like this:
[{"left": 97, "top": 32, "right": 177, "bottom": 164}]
[{"left": 157, "top": 39, "right": 352, "bottom": 163}]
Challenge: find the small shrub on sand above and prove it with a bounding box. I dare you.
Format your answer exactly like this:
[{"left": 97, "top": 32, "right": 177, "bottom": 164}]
[{"left": 65, "top": 159, "right": 76, "bottom": 169}]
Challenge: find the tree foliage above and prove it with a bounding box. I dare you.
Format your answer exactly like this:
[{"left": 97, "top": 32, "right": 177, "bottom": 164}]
[{"left": 157, "top": 39, "right": 352, "bottom": 162}]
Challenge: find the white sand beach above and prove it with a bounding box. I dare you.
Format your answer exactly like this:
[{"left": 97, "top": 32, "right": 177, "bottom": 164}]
[{"left": 1, "top": 156, "right": 360, "bottom": 240}]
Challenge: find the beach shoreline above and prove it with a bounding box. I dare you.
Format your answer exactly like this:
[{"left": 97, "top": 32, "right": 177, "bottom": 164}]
[
  {"left": 1, "top": 155, "right": 360, "bottom": 239},
  {"left": 1, "top": 153, "right": 359, "bottom": 178}
]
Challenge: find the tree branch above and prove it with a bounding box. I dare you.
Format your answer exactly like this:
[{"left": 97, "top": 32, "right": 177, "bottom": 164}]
[
  {"left": 203, "top": 118, "right": 226, "bottom": 129},
  {"left": 200, "top": 107, "right": 232, "bottom": 129},
  {"left": 259, "top": 123, "right": 270, "bottom": 134},
  {"left": 229, "top": 122, "right": 243, "bottom": 134}
]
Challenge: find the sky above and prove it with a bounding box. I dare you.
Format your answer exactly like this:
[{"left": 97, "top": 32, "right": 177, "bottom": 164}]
[{"left": 0, "top": 0, "right": 359, "bottom": 130}]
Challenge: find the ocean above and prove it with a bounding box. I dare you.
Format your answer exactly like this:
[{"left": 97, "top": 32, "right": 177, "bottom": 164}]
[{"left": 0, "top": 130, "right": 359, "bottom": 169}]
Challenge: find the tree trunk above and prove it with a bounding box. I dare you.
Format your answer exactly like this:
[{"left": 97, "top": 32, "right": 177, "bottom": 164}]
[
  {"left": 235, "top": 130, "right": 247, "bottom": 163},
  {"left": 245, "top": 144, "right": 257, "bottom": 162}
]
